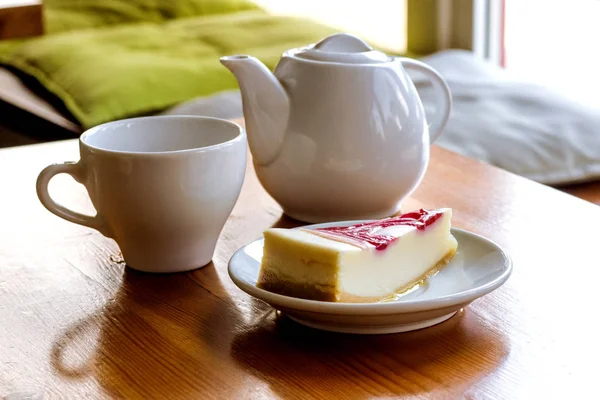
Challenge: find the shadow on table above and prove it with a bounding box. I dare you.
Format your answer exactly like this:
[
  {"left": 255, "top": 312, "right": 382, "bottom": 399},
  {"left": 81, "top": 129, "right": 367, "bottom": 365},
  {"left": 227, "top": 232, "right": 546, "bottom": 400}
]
[
  {"left": 230, "top": 308, "right": 510, "bottom": 398},
  {"left": 270, "top": 213, "right": 305, "bottom": 229},
  {"left": 49, "top": 262, "right": 251, "bottom": 398}
]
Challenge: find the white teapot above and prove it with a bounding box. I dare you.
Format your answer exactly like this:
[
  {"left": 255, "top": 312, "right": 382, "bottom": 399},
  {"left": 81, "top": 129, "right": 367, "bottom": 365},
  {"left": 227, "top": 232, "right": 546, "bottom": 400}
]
[{"left": 221, "top": 33, "right": 451, "bottom": 223}]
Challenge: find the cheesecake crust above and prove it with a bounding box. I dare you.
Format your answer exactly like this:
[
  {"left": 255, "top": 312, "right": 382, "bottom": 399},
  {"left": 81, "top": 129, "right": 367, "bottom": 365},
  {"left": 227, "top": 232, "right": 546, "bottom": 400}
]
[
  {"left": 257, "top": 270, "right": 338, "bottom": 302},
  {"left": 257, "top": 247, "right": 457, "bottom": 303}
]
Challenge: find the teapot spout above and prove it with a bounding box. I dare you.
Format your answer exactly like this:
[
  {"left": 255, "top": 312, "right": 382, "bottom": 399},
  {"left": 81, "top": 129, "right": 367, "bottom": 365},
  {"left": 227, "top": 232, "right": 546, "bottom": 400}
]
[{"left": 220, "top": 55, "right": 289, "bottom": 165}]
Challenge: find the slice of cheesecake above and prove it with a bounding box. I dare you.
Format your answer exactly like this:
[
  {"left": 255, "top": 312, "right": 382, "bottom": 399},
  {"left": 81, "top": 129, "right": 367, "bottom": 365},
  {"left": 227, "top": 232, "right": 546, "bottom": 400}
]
[{"left": 257, "top": 208, "right": 458, "bottom": 302}]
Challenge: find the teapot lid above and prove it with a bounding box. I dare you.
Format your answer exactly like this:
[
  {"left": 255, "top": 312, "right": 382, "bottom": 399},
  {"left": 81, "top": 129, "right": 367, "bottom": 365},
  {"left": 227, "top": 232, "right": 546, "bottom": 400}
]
[{"left": 290, "top": 33, "right": 391, "bottom": 64}]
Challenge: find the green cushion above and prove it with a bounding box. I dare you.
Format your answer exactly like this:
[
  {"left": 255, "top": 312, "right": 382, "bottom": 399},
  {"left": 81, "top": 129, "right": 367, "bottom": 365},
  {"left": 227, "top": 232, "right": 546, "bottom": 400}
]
[
  {"left": 0, "top": 11, "right": 339, "bottom": 128},
  {"left": 43, "top": 0, "right": 261, "bottom": 33}
]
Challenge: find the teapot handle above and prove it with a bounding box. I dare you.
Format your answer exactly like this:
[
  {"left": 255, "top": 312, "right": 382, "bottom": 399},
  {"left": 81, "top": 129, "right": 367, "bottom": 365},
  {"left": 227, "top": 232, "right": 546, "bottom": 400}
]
[{"left": 397, "top": 58, "right": 452, "bottom": 143}]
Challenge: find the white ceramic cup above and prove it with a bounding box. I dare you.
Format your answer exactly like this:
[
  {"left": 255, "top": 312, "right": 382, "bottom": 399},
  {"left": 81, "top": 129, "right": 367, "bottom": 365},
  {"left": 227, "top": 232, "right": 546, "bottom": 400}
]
[{"left": 36, "top": 116, "right": 247, "bottom": 273}]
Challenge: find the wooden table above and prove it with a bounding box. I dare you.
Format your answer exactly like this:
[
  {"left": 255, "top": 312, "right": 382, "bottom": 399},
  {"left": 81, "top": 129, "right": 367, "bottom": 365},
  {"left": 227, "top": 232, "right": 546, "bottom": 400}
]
[{"left": 1, "top": 136, "right": 599, "bottom": 399}]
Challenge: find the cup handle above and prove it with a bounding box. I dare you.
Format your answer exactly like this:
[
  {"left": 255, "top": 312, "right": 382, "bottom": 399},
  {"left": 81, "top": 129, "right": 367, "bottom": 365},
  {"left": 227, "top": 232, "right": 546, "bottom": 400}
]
[
  {"left": 36, "top": 162, "right": 107, "bottom": 235},
  {"left": 397, "top": 57, "right": 452, "bottom": 143}
]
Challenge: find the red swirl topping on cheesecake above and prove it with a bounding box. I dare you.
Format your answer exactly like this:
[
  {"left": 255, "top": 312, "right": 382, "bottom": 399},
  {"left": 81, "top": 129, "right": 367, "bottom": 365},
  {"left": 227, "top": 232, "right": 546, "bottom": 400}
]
[{"left": 313, "top": 209, "right": 444, "bottom": 251}]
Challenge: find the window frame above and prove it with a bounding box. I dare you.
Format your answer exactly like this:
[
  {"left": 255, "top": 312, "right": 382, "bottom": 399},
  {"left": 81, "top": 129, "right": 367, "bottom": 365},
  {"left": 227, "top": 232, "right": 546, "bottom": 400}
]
[{"left": 407, "top": 0, "right": 505, "bottom": 66}]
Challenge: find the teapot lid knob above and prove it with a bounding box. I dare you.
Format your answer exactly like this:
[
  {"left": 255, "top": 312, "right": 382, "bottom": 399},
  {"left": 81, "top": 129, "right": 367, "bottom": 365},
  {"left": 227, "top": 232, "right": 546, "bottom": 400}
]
[
  {"left": 313, "top": 33, "right": 373, "bottom": 53},
  {"left": 289, "top": 33, "right": 390, "bottom": 64}
]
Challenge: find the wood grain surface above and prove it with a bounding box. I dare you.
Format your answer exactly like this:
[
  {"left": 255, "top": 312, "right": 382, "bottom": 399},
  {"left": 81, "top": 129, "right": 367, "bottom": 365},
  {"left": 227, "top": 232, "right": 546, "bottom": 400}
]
[{"left": 1, "top": 136, "right": 599, "bottom": 399}]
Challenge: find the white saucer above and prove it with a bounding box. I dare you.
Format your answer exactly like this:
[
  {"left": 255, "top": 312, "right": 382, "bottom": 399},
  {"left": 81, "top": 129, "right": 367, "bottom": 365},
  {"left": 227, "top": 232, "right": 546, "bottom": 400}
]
[{"left": 228, "top": 221, "right": 512, "bottom": 334}]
